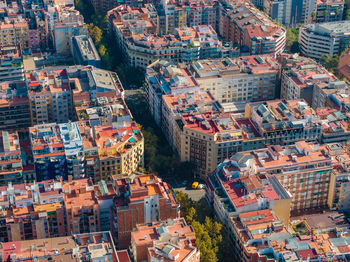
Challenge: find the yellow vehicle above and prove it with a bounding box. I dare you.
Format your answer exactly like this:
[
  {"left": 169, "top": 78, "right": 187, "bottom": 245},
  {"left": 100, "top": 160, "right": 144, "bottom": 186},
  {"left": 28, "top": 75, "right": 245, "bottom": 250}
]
[{"left": 192, "top": 182, "right": 199, "bottom": 189}]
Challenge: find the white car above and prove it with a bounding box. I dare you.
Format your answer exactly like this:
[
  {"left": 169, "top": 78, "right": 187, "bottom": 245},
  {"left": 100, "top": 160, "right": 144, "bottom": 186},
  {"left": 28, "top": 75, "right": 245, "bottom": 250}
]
[{"left": 198, "top": 184, "right": 205, "bottom": 189}]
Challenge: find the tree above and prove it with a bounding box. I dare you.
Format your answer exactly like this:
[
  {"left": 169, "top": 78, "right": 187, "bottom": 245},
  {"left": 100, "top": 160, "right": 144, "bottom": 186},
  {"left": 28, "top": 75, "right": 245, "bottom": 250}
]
[
  {"left": 322, "top": 54, "right": 339, "bottom": 73},
  {"left": 346, "top": 9, "right": 350, "bottom": 20},
  {"left": 175, "top": 191, "right": 231, "bottom": 262},
  {"left": 98, "top": 44, "right": 107, "bottom": 57},
  {"left": 286, "top": 28, "right": 299, "bottom": 53},
  {"left": 88, "top": 24, "right": 102, "bottom": 45}
]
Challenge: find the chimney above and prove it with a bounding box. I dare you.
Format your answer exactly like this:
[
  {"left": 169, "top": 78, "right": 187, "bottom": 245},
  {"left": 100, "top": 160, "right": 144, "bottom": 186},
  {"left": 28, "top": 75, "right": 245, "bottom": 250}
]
[{"left": 68, "top": 175, "right": 72, "bottom": 182}]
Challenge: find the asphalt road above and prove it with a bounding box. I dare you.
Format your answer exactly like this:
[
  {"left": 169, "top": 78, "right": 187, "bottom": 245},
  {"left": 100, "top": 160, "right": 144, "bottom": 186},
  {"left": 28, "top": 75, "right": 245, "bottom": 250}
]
[{"left": 162, "top": 175, "right": 206, "bottom": 201}]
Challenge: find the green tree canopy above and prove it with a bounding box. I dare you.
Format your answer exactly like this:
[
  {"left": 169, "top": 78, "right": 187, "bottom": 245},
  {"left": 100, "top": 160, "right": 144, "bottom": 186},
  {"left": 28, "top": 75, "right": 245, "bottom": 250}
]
[
  {"left": 175, "top": 191, "right": 232, "bottom": 262},
  {"left": 322, "top": 54, "right": 339, "bottom": 73},
  {"left": 88, "top": 24, "right": 102, "bottom": 45},
  {"left": 98, "top": 44, "right": 107, "bottom": 57},
  {"left": 286, "top": 28, "right": 299, "bottom": 53}
]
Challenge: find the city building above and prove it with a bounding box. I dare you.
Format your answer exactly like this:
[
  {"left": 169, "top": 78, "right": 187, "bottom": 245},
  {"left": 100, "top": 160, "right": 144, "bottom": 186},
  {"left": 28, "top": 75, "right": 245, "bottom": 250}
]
[
  {"left": 130, "top": 218, "right": 199, "bottom": 262},
  {"left": 190, "top": 55, "right": 281, "bottom": 103},
  {"left": 19, "top": 139, "right": 36, "bottom": 183},
  {"left": 72, "top": 67, "right": 125, "bottom": 99},
  {"left": 162, "top": 93, "right": 322, "bottom": 177},
  {"left": 72, "top": 35, "right": 101, "bottom": 67},
  {"left": 59, "top": 122, "right": 85, "bottom": 179},
  {"left": 77, "top": 121, "right": 99, "bottom": 183},
  {"left": 113, "top": 173, "right": 180, "bottom": 249},
  {"left": 0, "top": 231, "right": 123, "bottom": 262},
  {"left": 313, "top": 0, "right": 344, "bottom": 23},
  {"left": 228, "top": 208, "right": 350, "bottom": 261},
  {"left": 264, "top": 0, "right": 289, "bottom": 25},
  {"left": 63, "top": 178, "right": 116, "bottom": 235},
  {"left": 115, "top": 23, "right": 223, "bottom": 68},
  {"left": 338, "top": 48, "right": 350, "bottom": 82},
  {"left": 312, "top": 80, "right": 348, "bottom": 109},
  {"left": 54, "top": 20, "right": 88, "bottom": 56},
  {"left": 29, "top": 123, "right": 67, "bottom": 181},
  {"left": 245, "top": 99, "right": 322, "bottom": 145},
  {"left": 326, "top": 143, "right": 350, "bottom": 212},
  {"left": 94, "top": 122, "right": 144, "bottom": 181},
  {"left": 219, "top": 1, "right": 286, "bottom": 55},
  {"left": 280, "top": 54, "right": 336, "bottom": 105},
  {"left": 206, "top": 160, "right": 292, "bottom": 226},
  {"left": 0, "top": 82, "right": 30, "bottom": 132},
  {"left": 161, "top": 91, "right": 220, "bottom": 154},
  {"left": 26, "top": 69, "right": 74, "bottom": 125},
  {"left": 74, "top": 95, "right": 131, "bottom": 127},
  {"left": 0, "top": 131, "right": 24, "bottom": 185},
  {"left": 157, "top": 0, "right": 217, "bottom": 35},
  {"left": 229, "top": 209, "right": 287, "bottom": 261},
  {"left": 0, "top": 20, "right": 29, "bottom": 50},
  {"left": 208, "top": 141, "right": 333, "bottom": 213},
  {"left": 0, "top": 46, "right": 24, "bottom": 82},
  {"left": 264, "top": 0, "right": 345, "bottom": 26},
  {"left": 0, "top": 179, "right": 65, "bottom": 241},
  {"left": 317, "top": 108, "right": 350, "bottom": 144},
  {"left": 299, "top": 21, "right": 350, "bottom": 59},
  {"left": 146, "top": 60, "right": 200, "bottom": 126}
]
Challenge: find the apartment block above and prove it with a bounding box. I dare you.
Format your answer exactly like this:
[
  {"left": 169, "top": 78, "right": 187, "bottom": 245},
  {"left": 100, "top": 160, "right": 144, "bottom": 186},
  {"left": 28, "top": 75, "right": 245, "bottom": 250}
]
[
  {"left": 312, "top": 80, "right": 348, "bottom": 109},
  {"left": 63, "top": 178, "right": 116, "bottom": 235},
  {"left": 0, "top": 180, "right": 65, "bottom": 242},
  {"left": 54, "top": 20, "right": 88, "bottom": 56},
  {"left": 280, "top": 55, "right": 336, "bottom": 105},
  {"left": 190, "top": 55, "right": 281, "bottom": 103},
  {"left": 0, "top": 20, "right": 29, "bottom": 49},
  {"left": 113, "top": 174, "right": 180, "bottom": 249},
  {"left": 146, "top": 60, "right": 200, "bottom": 126},
  {"left": 0, "top": 231, "right": 125, "bottom": 262},
  {"left": 313, "top": 0, "right": 344, "bottom": 23},
  {"left": 29, "top": 123, "right": 67, "bottom": 181},
  {"left": 210, "top": 141, "right": 333, "bottom": 212},
  {"left": 0, "top": 46, "right": 24, "bottom": 82},
  {"left": 218, "top": 1, "right": 285, "bottom": 55},
  {"left": 263, "top": 0, "right": 288, "bottom": 25},
  {"left": 317, "top": 108, "right": 350, "bottom": 144},
  {"left": 59, "top": 122, "right": 85, "bottom": 179},
  {"left": 245, "top": 99, "right": 322, "bottom": 145},
  {"left": 131, "top": 217, "right": 199, "bottom": 262},
  {"left": 26, "top": 69, "right": 74, "bottom": 125},
  {"left": 206, "top": 160, "right": 292, "bottom": 227},
  {"left": 158, "top": 0, "right": 217, "bottom": 35},
  {"left": 338, "top": 48, "right": 350, "bottom": 82},
  {"left": 0, "top": 83, "right": 30, "bottom": 132},
  {"left": 94, "top": 122, "right": 144, "bottom": 181},
  {"left": 69, "top": 66, "right": 124, "bottom": 101},
  {"left": 228, "top": 209, "right": 350, "bottom": 261},
  {"left": 19, "top": 139, "right": 36, "bottom": 183},
  {"left": 229, "top": 209, "right": 286, "bottom": 261},
  {"left": 299, "top": 21, "right": 350, "bottom": 59},
  {"left": 74, "top": 95, "right": 131, "bottom": 127},
  {"left": 72, "top": 35, "right": 101, "bottom": 67},
  {"left": 109, "top": 4, "right": 224, "bottom": 68},
  {"left": 326, "top": 143, "right": 350, "bottom": 212},
  {"left": 0, "top": 131, "right": 24, "bottom": 185},
  {"left": 162, "top": 92, "right": 322, "bottom": 176},
  {"left": 162, "top": 91, "right": 220, "bottom": 154},
  {"left": 115, "top": 22, "right": 223, "bottom": 68},
  {"left": 77, "top": 121, "right": 99, "bottom": 183}
]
